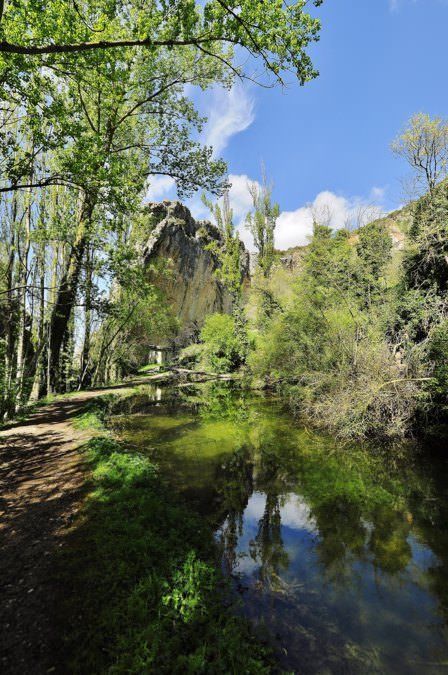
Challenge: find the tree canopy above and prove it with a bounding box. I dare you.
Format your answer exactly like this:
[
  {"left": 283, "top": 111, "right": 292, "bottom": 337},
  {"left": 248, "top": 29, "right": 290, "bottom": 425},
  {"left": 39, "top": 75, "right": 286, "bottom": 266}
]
[
  {"left": 392, "top": 112, "right": 448, "bottom": 194},
  {"left": 0, "top": 1, "right": 322, "bottom": 83}
]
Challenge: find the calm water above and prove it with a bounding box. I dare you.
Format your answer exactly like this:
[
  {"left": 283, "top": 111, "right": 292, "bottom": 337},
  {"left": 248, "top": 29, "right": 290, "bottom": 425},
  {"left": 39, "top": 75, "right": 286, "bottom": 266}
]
[{"left": 112, "top": 382, "right": 448, "bottom": 674}]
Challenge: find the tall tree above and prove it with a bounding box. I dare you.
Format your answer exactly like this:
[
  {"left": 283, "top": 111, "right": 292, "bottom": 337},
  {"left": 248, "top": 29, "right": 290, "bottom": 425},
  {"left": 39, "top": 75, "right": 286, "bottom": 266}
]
[
  {"left": 392, "top": 113, "right": 448, "bottom": 195},
  {"left": 203, "top": 190, "right": 249, "bottom": 359},
  {"left": 203, "top": 191, "right": 243, "bottom": 301},
  {"left": 246, "top": 172, "right": 279, "bottom": 279}
]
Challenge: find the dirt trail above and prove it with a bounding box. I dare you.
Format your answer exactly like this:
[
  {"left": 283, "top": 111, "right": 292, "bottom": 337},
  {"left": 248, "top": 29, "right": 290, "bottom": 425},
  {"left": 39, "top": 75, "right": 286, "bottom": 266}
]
[{"left": 0, "top": 379, "right": 151, "bottom": 675}]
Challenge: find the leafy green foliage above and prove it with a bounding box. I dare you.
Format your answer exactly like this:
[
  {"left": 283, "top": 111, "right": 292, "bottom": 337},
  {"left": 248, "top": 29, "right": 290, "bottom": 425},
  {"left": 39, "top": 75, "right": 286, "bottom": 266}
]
[
  {"left": 204, "top": 190, "right": 251, "bottom": 364},
  {"left": 178, "top": 342, "right": 206, "bottom": 368},
  {"left": 405, "top": 185, "right": 448, "bottom": 293},
  {"left": 0, "top": 1, "right": 323, "bottom": 86},
  {"left": 249, "top": 216, "right": 427, "bottom": 441},
  {"left": 427, "top": 320, "right": 448, "bottom": 401},
  {"left": 200, "top": 313, "right": 247, "bottom": 373},
  {"left": 91, "top": 278, "right": 178, "bottom": 384},
  {"left": 246, "top": 174, "right": 280, "bottom": 279},
  {"left": 162, "top": 552, "right": 215, "bottom": 624},
  {"left": 392, "top": 113, "right": 448, "bottom": 193},
  {"left": 356, "top": 220, "right": 393, "bottom": 305},
  {"left": 203, "top": 191, "right": 244, "bottom": 301}
]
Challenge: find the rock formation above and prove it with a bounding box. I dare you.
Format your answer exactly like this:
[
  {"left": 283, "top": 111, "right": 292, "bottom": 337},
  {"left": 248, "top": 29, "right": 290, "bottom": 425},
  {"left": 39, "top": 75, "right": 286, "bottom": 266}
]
[{"left": 142, "top": 201, "right": 250, "bottom": 345}]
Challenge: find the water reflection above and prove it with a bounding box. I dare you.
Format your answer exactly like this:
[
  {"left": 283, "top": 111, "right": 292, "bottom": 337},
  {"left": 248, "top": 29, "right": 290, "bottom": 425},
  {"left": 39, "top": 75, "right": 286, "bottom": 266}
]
[{"left": 113, "top": 382, "right": 448, "bottom": 674}]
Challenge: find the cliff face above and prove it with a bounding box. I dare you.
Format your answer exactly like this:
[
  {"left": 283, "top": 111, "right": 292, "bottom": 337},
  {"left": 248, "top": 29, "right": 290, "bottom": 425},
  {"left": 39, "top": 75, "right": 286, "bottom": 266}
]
[{"left": 142, "top": 201, "right": 250, "bottom": 344}]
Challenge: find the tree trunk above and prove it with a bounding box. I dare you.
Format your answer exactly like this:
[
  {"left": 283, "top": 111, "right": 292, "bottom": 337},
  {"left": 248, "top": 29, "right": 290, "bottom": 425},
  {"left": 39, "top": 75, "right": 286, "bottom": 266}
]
[
  {"left": 2, "top": 197, "right": 18, "bottom": 419},
  {"left": 30, "top": 237, "right": 47, "bottom": 401},
  {"left": 48, "top": 194, "right": 94, "bottom": 392},
  {"left": 61, "top": 316, "right": 75, "bottom": 392},
  {"left": 15, "top": 187, "right": 32, "bottom": 409},
  {"left": 79, "top": 244, "right": 93, "bottom": 389}
]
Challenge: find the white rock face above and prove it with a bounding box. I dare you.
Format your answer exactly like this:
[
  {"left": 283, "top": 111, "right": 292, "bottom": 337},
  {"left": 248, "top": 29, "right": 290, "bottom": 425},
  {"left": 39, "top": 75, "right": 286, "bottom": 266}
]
[{"left": 143, "top": 201, "right": 250, "bottom": 344}]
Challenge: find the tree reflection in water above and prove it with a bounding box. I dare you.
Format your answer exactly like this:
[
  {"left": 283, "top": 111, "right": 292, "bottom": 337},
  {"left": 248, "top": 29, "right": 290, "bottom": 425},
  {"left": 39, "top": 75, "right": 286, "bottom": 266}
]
[
  {"left": 249, "top": 446, "right": 290, "bottom": 592},
  {"left": 115, "top": 382, "right": 448, "bottom": 674},
  {"left": 218, "top": 445, "right": 254, "bottom": 575}
]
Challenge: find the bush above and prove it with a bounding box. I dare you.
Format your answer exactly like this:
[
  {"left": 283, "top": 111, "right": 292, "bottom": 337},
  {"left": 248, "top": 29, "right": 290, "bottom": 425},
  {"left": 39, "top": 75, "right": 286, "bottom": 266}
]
[
  {"left": 424, "top": 319, "right": 448, "bottom": 421},
  {"left": 178, "top": 342, "right": 205, "bottom": 368},
  {"left": 249, "top": 275, "right": 424, "bottom": 441},
  {"left": 200, "top": 313, "right": 246, "bottom": 373}
]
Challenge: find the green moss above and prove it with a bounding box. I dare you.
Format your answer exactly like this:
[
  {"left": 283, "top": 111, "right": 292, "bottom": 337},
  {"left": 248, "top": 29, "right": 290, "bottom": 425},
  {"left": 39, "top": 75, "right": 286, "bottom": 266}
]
[{"left": 138, "top": 363, "right": 163, "bottom": 373}]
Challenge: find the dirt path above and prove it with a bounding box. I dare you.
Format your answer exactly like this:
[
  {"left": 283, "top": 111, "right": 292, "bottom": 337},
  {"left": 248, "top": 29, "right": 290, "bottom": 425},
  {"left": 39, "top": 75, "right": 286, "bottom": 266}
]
[{"left": 0, "top": 380, "right": 152, "bottom": 675}]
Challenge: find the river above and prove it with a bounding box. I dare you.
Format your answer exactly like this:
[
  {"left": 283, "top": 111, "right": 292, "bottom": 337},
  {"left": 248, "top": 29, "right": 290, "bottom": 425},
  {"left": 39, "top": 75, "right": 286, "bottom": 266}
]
[{"left": 111, "top": 381, "right": 448, "bottom": 674}]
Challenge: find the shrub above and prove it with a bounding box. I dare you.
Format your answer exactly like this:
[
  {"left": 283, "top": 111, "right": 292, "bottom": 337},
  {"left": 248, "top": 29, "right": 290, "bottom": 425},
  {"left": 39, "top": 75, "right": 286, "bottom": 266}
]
[
  {"left": 178, "top": 342, "right": 205, "bottom": 368},
  {"left": 249, "top": 274, "right": 424, "bottom": 441},
  {"left": 200, "top": 313, "right": 246, "bottom": 373}
]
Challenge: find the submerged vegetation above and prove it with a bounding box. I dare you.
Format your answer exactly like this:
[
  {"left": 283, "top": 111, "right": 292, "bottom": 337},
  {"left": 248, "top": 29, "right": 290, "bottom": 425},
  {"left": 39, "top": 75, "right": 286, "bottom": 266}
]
[{"left": 59, "top": 396, "right": 271, "bottom": 673}]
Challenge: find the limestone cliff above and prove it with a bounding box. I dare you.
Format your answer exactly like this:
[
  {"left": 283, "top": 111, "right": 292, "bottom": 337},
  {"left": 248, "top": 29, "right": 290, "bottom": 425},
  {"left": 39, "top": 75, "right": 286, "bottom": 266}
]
[{"left": 142, "top": 201, "right": 250, "bottom": 344}]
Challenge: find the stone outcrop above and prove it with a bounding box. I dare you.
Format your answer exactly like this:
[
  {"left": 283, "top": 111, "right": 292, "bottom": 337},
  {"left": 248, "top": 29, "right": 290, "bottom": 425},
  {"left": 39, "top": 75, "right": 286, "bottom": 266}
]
[
  {"left": 278, "top": 247, "right": 306, "bottom": 272},
  {"left": 142, "top": 201, "right": 250, "bottom": 344}
]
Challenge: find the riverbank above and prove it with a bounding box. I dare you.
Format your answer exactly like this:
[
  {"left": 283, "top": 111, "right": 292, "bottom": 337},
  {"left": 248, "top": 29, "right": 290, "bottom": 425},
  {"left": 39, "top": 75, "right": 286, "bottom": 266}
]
[{"left": 0, "top": 374, "right": 270, "bottom": 674}]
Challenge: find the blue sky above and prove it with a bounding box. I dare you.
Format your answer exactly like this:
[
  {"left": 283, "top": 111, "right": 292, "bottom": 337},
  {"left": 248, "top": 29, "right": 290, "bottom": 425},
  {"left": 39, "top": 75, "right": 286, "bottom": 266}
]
[{"left": 149, "top": 0, "right": 448, "bottom": 250}]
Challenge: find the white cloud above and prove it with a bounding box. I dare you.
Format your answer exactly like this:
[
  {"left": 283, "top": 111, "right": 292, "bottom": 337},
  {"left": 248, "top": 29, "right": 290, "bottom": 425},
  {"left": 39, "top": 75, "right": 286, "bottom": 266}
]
[
  {"left": 276, "top": 191, "right": 353, "bottom": 250},
  {"left": 280, "top": 495, "right": 317, "bottom": 533},
  {"left": 227, "top": 173, "right": 258, "bottom": 249},
  {"left": 275, "top": 191, "right": 385, "bottom": 250},
  {"left": 243, "top": 492, "right": 266, "bottom": 523},
  {"left": 275, "top": 207, "right": 313, "bottom": 250},
  {"left": 191, "top": 173, "right": 386, "bottom": 253},
  {"left": 203, "top": 84, "right": 255, "bottom": 157},
  {"left": 145, "top": 175, "right": 176, "bottom": 202},
  {"left": 228, "top": 173, "right": 257, "bottom": 219}
]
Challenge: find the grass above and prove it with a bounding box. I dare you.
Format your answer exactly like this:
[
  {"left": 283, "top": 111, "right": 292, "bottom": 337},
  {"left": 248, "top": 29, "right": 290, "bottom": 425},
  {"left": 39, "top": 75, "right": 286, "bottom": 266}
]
[
  {"left": 56, "top": 399, "right": 272, "bottom": 674},
  {"left": 71, "top": 397, "right": 114, "bottom": 431}
]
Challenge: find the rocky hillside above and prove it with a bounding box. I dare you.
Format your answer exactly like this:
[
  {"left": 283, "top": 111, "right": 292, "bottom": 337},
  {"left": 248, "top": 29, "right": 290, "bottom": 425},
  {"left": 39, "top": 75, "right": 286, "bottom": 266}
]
[
  {"left": 276, "top": 200, "right": 416, "bottom": 273},
  {"left": 143, "top": 201, "right": 250, "bottom": 345},
  {"left": 351, "top": 202, "right": 414, "bottom": 251},
  {"left": 142, "top": 198, "right": 416, "bottom": 348}
]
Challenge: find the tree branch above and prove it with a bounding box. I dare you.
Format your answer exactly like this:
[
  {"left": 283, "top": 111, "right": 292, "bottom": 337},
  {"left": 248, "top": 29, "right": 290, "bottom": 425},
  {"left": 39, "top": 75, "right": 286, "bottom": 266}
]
[
  {"left": 0, "top": 176, "right": 77, "bottom": 193},
  {"left": 0, "top": 35, "right": 237, "bottom": 56}
]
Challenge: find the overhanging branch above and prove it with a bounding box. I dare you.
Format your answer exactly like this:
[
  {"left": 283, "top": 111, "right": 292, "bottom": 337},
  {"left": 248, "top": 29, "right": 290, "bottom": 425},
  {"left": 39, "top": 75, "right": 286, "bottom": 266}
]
[{"left": 0, "top": 35, "right": 236, "bottom": 56}]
